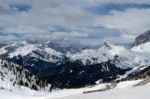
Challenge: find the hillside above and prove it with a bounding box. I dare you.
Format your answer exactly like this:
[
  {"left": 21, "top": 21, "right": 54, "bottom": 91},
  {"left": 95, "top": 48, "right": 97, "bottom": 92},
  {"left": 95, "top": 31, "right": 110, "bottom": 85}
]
[{"left": 0, "top": 59, "right": 51, "bottom": 91}]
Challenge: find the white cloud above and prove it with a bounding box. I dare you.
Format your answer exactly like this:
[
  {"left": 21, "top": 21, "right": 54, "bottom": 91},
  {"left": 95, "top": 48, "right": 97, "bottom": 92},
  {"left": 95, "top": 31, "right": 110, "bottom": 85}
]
[
  {"left": 3, "top": 25, "right": 48, "bottom": 34},
  {"left": 51, "top": 31, "right": 89, "bottom": 39},
  {"left": 100, "top": 34, "right": 136, "bottom": 44},
  {"left": 93, "top": 8, "right": 150, "bottom": 35},
  {"left": 0, "top": 35, "right": 18, "bottom": 41},
  {"left": 0, "top": 2, "right": 18, "bottom": 14},
  {"left": 87, "top": 0, "right": 150, "bottom": 5},
  {"left": 0, "top": 0, "right": 150, "bottom": 45}
]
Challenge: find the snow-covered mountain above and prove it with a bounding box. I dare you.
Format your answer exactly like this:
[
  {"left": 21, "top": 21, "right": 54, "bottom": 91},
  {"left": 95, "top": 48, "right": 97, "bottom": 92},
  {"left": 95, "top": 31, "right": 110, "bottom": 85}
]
[
  {"left": 0, "top": 41, "right": 130, "bottom": 87},
  {"left": 68, "top": 42, "right": 150, "bottom": 69},
  {"left": 0, "top": 37, "right": 150, "bottom": 88},
  {"left": 0, "top": 41, "right": 66, "bottom": 63}
]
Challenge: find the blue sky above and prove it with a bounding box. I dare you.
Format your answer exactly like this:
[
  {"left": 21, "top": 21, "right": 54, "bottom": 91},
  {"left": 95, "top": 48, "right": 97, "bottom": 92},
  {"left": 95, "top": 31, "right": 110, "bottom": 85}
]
[
  {"left": 10, "top": 4, "right": 32, "bottom": 12},
  {"left": 0, "top": 0, "right": 150, "bottom": 45},
  {"left": 89, "top": 3, "right": 150, "bottom": 15}
]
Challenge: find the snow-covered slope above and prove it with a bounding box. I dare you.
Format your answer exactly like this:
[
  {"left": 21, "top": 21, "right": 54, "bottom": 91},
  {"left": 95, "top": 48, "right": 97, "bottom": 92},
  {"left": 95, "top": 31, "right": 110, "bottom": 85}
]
[
  {"left": 131, "top": 42, "right": 150, "bottom": 54},
  {"left": 0, "top": 59, "right": 51, "bottom": 91},
  {"left": 58, "top": 84, "right": 150, "bottom": 99},
  {"left": 0, "top": 79, "right": 149, "bottom": 99},
  {"left": 68, "top": 42, "right": 150, "bottom": 69}
]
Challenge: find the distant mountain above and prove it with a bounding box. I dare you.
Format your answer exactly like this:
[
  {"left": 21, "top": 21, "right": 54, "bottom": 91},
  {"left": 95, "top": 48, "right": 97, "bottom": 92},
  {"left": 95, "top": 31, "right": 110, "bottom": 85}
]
[
  {"left": 133, "top": 30, "right": 150, "bottom": 46},
  {"left": 0, "top": 41, "right": 69, "bottom": 77},
  {"left": 0, "top": 41, "right": 67, "bottom": 62},
  {"left": 69, "top": 42, "right": 150, "bottom": 69},
  {"left": 45, "top": 40, "right": 90, "bottom": 54}
]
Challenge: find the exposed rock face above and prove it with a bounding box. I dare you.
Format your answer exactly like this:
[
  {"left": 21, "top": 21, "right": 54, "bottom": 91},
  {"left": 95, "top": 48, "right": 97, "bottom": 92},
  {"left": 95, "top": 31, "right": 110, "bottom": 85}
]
[{"left": 133, "top": 30, "right": 150, "bottom": 46}]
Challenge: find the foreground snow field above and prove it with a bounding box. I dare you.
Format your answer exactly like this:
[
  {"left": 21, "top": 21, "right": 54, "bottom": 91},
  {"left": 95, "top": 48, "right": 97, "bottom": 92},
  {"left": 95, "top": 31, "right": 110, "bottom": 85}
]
[
  {"left": 58, "top": 85, "right": 150, "bottom": 99},
  {"left": 0, "top": 80, "right": 149, "bottom": 99}
]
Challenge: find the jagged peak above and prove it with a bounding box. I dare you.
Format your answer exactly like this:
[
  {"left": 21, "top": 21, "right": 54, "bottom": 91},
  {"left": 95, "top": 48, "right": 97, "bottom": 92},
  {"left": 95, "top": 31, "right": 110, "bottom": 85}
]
[{"left": 101, "top": 41, "right": 114, "bottom": 49}]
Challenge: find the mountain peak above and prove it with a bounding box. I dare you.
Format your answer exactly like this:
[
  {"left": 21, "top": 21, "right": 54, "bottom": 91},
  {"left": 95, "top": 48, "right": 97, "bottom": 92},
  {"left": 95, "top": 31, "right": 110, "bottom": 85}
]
[{"left": 102, "top": 41, "right": 114, "bottom": 49}]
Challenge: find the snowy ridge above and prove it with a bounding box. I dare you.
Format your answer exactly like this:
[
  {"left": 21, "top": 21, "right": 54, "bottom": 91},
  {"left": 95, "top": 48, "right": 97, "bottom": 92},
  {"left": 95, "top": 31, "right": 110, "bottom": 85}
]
[
  {"left": 68, "top": 42, "right": 150, "bottom": 69},
  {"left": 0, "top": 41, "right": 65, "bottom": 63},
  {"left": 9, "top": 44, "right": 38, "bottom": 57},
  {"left": 1, "top": 40, "right": 150, "bottom": 69}
]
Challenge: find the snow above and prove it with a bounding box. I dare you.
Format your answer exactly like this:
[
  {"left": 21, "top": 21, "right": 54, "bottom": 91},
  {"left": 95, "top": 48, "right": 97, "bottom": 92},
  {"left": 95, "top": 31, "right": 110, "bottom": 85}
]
[
  {"left": 1, "top": 40, "right": 150, "bottom": 69},
  {"left": 5, "top": 41, "right": 64, "bottom": 63},
  {"left": 131, "top": 42, "right": 150, "bottom": 54},
  {"left": 2, "top": 85, "right": 150, "bottom": 99},
  {"left": 0, "top": 47, "right": 7, "bottom": 54},
  {"left": 115, "top": 80, "right": 142, "bottom": 89},
  {"left": 9, "top": 44, "right": 37, "bottom": 58},
  {"left": 0, "top": 41, "right": 150, "bottom": 99},
  {"left": 0, "top": 60, "right": 17, "bottom": 91},
  {"left": 0, "top": 80, "right": 149, "bottom": 99},
  {"left": 68, "top": 42, "right": 150, "bottom": 69},
  {"left": 44, "top": 47, "right": 63, "bottom": 58},
  {"left": 58, "top": 85, "right": 150, "bottom": 99},
  {"left": 0, "top": 59, "right": 52, "bottom": 96}
]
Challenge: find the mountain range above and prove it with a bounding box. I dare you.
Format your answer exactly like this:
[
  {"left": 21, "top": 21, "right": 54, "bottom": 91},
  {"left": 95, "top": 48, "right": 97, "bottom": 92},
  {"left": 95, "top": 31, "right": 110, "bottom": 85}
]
[{"left": 0, "top": 30, "right": 150, "bottom": 89}]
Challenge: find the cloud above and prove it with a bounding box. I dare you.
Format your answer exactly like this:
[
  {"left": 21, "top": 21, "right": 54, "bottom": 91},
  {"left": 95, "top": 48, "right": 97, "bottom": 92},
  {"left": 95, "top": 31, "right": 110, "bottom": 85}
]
[
  {"left": 0, "top": 0, "right": 150, "bottom": 45},
  {"left": 0, "top": 34, "right": 19, "bottom": 41},
  {"left": 51, "top": 31, "right": 89, "bottom": 39},
  {"left": 0, "top": 3, "right": 18, "bottom": 14},
  {"left": 93, "top": 8, "right": 150, "bottom": 35},
  {"left": 2, "top": 25, "right": 48, "bottom": 34},
  {"left": 87, "top": 0, "right": 150, "bottom": 5}
]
